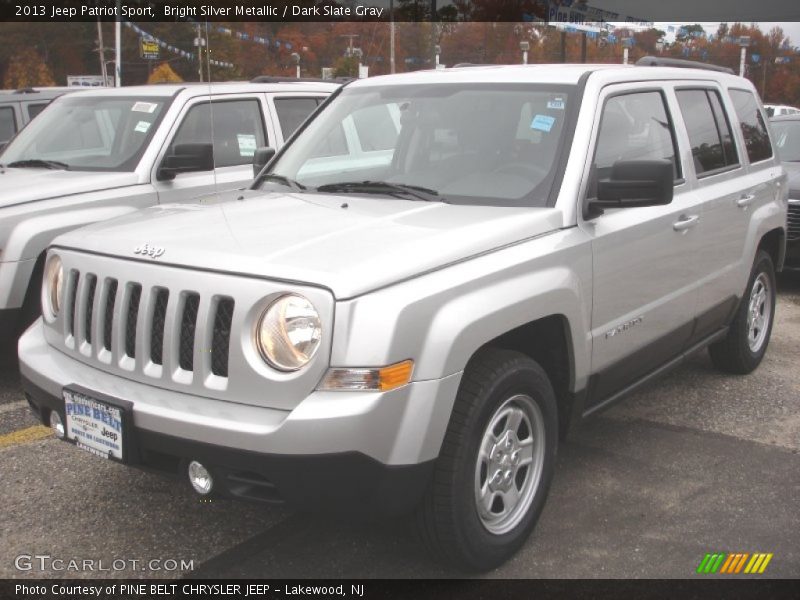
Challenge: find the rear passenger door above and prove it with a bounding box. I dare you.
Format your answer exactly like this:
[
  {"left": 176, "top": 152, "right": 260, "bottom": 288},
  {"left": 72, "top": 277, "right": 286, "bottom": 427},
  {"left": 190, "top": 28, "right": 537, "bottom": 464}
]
[
  {"left": 581, "top": 86, "right": 703, "bottom": 407},
  {"left": 152, "top": 95, "right": 273, "bottom": 204},
  {"left": 674, "top": 86, "right": 777, "bottom": 342}
]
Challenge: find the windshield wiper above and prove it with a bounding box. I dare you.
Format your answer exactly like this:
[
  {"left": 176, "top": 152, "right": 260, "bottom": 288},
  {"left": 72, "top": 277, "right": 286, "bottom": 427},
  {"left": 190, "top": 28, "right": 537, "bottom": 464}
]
[
  {"left": 258, "top": 173, "right": 306, "bottom": 191},
  {"left": 316, "top": 181, "right": 445, "bottom": 203},
  {"left": 6, "top": 159, "right": 70, "bottom": 170}
]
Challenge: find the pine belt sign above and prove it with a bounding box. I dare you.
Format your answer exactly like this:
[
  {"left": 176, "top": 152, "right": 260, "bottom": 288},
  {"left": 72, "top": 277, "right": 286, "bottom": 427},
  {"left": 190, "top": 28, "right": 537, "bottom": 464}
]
[{"left": 140, "top": 37, "right": 160, "bottom": 60}]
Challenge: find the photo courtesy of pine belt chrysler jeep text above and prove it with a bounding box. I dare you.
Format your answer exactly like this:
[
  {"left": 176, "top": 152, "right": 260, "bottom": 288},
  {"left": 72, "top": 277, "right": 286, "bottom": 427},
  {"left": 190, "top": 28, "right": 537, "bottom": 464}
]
[
  {"left": 19, "top": 59, "right": 787, "bottom": 571},
  {"left": 0, "top": 79, "right": 339, "bottom": 345}
]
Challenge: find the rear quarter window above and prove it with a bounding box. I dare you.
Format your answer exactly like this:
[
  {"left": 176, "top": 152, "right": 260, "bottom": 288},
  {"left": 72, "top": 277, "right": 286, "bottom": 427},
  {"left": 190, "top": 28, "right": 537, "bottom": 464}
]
[
  {"left": 0, "top": 106, "right": 17, "bottom": 142},
  {"left": 728, "top": 89, "right": 772, "bottom": 163}
]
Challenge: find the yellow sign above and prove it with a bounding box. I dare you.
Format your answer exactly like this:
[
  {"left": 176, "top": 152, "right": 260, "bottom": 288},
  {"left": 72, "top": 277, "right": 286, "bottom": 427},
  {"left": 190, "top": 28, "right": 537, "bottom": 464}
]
[{"left": 140, "top": 38, "right": 160, "bottom": 60}]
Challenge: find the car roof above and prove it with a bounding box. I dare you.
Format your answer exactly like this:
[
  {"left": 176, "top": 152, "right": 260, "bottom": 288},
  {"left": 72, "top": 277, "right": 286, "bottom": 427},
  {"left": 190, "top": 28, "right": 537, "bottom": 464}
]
[
  {"left": 0, "top": 87, "right": 79, "bottom": 102},
  {"left": 62, "top": 80, "right": 341, "bottom": 99},
  {"left": 348, "top": 63, "right": 748, "bottom": 89}
]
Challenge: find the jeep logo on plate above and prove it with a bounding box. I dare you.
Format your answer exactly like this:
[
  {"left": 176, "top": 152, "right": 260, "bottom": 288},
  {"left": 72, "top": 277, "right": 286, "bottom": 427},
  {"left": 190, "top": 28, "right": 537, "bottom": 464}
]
[{"left": 133, "top": 243, "right": 165, "bottom": 259}]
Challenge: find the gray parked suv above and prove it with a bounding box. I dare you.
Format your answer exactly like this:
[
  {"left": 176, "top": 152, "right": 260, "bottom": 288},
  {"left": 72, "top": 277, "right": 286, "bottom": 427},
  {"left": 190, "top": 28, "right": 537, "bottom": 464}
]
[
  {"left": 19, "top": 60, "right": 787, "bottom": 570},
  {"left": 0, "top": 80, "right": 339, "bottom": 344}
]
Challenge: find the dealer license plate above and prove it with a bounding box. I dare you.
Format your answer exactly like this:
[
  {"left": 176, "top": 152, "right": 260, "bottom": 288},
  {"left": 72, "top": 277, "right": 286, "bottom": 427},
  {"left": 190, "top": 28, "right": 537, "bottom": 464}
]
[{"left": 63, "top": 389, "right": 126, "bottom": 461}]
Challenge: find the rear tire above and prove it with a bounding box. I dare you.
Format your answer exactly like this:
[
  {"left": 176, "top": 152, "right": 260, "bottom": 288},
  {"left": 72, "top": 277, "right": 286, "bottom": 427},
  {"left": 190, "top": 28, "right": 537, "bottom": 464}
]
[
  {"left": 415, "top": 348, "right": 558, "bottom": 571},
  {"left": 709, "top": 250, "right": 776, "bottom": 374}
]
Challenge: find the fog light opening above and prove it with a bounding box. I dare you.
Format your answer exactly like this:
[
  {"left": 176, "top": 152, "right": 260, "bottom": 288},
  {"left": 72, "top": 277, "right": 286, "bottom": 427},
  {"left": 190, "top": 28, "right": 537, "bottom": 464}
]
[
  {"left": 49, "top": 411, "right": 65, "bottom": 439},
  {"left": 188, "top": 461, "right": 214, "bottom": 495}
]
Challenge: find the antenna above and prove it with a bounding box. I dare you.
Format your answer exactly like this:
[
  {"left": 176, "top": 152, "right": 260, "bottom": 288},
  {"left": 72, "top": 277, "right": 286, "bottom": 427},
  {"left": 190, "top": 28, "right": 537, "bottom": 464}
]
[{"left": 204, "top": 20, "right": 219, "bottom": 195}]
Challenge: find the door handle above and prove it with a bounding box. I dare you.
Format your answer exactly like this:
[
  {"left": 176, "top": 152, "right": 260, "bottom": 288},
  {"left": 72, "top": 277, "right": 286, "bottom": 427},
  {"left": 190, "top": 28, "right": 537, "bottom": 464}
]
[
  {"left": 673, "top": 214, "right": 700, "bottom": 231},
  {"left": 737, "top": 193, "right": 756, "bottom": 208}
]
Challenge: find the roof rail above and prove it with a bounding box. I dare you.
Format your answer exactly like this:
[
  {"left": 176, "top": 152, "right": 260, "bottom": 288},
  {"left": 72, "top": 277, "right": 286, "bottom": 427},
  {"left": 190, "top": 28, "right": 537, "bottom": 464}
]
[
  {"left": 249, "top": 75, "right": 351, "bottom": 84},
  {"left": 450, "top": 63, "right": 493, "bottom": 68},
  {"left": 13, "top": 87, "right": 39, "bottom": 94},
  {"left": 635, "top": 56, "right": 735, "bottom": 75}
]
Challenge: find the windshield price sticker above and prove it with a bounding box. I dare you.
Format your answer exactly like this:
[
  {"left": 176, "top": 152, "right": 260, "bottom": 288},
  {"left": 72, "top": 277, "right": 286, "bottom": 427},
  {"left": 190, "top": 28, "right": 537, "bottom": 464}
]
[
  {"left": 237, "top": 134, "right": 257, "bottom": 157},
  {"left": 531, "top": 114, "right": 556, "bottom": 132},
  {"left": 134, "top": 121, "right": 151, "bottom": 134},
  {"left": 132, "top": 102, "right": 158, "bottom": 114}
]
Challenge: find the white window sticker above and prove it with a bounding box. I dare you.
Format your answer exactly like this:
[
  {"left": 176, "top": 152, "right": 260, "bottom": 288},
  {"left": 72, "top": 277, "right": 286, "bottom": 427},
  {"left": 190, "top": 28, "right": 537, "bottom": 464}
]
[
  {"left": 531, "top": 114, "right": 556, "bottom": 132},
  {"left": 547, "top": 98, "right": 565, "bottom": 110},
  {"left": 134, "top": 120, "right": 151, "bottom": 134},
  {"left": 132, "top": 101, "right": 158, "bottom": 114},
  {"left": 237, "top": 133, "right": 257, "bottom": 157}
]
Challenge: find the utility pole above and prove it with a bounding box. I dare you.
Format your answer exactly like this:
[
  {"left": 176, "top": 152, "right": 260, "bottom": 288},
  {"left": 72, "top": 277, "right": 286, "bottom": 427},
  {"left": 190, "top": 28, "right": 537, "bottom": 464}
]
[
  {"left": 390, "top": 0, "right": 395, "bottom": 74},
  {"left": 581, "top": 32, "right": 587, "bottom": 63},
  {"left": 114, "top": 0, "right": 121, "bottom": 86},
  {"left": 96, "top": 19, "right": 107, "bottom": 84},
  {"left": 196, "top": 24, "right": 203, "bottom": 82}
]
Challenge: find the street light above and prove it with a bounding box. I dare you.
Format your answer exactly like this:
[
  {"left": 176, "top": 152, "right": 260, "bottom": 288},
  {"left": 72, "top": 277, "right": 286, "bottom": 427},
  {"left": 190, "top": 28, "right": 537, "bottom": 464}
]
[
  {"left": 738, "top": 36, "right": 751, "bottom": 77},
  {"left": 520, "top": 40, "right": 530, "bottom": 65},
  {"left": 291, "top": 52, "right": 301, "bottom": 78}
]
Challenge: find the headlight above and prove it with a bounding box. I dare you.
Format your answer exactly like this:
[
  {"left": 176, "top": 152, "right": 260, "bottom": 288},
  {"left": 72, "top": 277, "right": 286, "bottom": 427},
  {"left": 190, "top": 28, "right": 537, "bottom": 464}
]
[
  {"left": 255, "top": 294, "right": 322, "bottom": 371},
  {"left": 43, "top": 254, "right": 64, "bottom": 317}
]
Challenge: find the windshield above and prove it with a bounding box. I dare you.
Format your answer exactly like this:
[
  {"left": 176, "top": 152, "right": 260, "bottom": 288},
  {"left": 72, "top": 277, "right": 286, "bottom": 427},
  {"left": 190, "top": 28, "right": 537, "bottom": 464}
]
[
  {"left": 257, "top": 83, "right": 575, "bottom": 206},
  {"left": 0, "top": 95, "right": 170, "bottom": 171},
  {"left": 771, "top": 119, "right": 800, "bottom": 162}
]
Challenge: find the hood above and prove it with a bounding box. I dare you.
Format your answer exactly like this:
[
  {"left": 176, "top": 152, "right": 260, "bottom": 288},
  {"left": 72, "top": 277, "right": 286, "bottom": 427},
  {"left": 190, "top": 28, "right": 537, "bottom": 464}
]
[
  {"left": 53, "top": 192, "right": 564, "bottom": 299},
  {"left": 0, "top": 168, "right": 139, "bottom": 208}
]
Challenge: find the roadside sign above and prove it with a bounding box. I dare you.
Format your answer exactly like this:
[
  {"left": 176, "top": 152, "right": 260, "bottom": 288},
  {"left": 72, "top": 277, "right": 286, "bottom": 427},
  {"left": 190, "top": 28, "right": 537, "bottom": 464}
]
[{"left": 140, "top": 37, "right": 160, "bottom": 60}]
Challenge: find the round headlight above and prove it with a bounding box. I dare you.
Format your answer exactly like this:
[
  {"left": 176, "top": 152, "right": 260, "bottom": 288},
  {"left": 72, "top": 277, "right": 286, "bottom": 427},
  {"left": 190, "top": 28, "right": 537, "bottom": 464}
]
[
  {"left": 256, "top": 294, "right": 322, "bottom": 371},
  {"left": 44, "top": 255, "right": 64, "bottom": 317}
]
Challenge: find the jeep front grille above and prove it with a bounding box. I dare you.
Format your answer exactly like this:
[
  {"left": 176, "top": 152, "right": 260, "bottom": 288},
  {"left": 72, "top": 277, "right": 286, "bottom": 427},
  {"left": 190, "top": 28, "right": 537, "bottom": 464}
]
[
  {"left": 788, "top": 202, "right": 800, "bottom": 241},
  {"left": 63, "top": 270, "right": 234, "bottom": 380}
]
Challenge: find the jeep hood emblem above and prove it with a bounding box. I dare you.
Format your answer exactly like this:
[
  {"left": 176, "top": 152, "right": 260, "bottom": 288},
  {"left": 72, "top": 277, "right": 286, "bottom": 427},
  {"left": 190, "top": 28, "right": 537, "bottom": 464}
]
[{"left": 133, "top": 243, "right": 165, "bottom": 259}]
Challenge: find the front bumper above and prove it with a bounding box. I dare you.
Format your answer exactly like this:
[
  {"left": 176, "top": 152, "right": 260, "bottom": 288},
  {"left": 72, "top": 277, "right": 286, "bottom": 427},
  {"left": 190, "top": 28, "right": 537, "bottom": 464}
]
[{"left": 19, "top": 320, "right": 463, "bottom": 515}]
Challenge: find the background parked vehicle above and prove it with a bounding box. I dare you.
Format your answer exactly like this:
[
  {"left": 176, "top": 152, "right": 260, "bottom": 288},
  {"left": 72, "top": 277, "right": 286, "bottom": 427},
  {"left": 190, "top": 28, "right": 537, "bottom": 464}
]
[
  {"left": 770, "top": 114, "right": 800, "bottom": 268},
  {"left": 764, "top": 103, "right": 800, "bottom": 117},
  {"left": 0, "top": 87, "right": 77, "bottom": 148},
  {"left": 0, "top": 79, "right": 339, "bottom": 349}
]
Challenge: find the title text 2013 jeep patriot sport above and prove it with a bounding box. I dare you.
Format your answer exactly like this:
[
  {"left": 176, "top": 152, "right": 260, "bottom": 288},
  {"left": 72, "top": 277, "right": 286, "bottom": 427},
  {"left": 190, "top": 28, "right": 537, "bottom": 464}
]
[{"left": 19, "top": 61, "right": 787, "bottom": 570}]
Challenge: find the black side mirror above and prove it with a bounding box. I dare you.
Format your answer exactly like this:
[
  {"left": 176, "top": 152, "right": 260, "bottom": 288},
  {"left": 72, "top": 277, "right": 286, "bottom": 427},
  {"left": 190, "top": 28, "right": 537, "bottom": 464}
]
[
  {"left": 588, "top": 159, "right": 674, "bottom": 217},
  {"left": 253, "top": 146, "right": 276, "bottom": 177},
  {"left": 157, "top": 143, "right": 214, "bottom": 181}
]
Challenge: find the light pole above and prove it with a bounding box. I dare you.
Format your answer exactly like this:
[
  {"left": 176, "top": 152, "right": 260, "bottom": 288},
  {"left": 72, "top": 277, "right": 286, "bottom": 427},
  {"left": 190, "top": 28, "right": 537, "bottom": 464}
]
[
  {"left": 739, "top": 36, "right": 751, "bottom": 77},
  {"left": 291, "top": 52, "right": 301, "bottom": 78},
  {"left": 520, "top": 40, "right": 530, "bottom": 65}
]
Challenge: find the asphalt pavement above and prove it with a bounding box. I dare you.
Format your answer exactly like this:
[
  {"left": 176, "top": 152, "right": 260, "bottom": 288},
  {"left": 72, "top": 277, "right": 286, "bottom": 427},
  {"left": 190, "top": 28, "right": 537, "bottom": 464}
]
[{"left": 1, "top": 276, "right": 798, "bottom": 579}]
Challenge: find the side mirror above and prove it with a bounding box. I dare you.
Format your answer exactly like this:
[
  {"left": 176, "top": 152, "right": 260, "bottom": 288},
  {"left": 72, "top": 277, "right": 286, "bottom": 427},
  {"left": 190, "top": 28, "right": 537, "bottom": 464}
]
[
  {"left": 588, "top": 159, "right": 674, "bottom": 216},
  {"left": 253, "top": 146, "right": 276, "bottom": 177},
  {"left": 157, "top": 143, "right": 214, "bottom": 181},
  {"left": 0, "top": 142, "right": 7, "bottom": 154}
]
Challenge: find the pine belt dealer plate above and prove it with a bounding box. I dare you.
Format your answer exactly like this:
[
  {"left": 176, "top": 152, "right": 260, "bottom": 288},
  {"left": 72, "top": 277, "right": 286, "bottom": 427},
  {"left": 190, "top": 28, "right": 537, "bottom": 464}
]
[{"left": 63, "top": 388, "right": 128, "bottom": 462}]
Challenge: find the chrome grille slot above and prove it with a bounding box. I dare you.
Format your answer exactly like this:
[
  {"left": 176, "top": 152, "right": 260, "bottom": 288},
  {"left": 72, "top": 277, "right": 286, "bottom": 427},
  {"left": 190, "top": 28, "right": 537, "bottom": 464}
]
[
  {"left": 102, "top": 280, "right": 118, "bottom": 352},
  {"left": 125, "top": 284, "right": 142, "bottom": 358},
  {"left": 179, "top": 293, "right": 200, "bottom": 371},
  {"left": 788, "top": 203, "right": 800, "bottom": 241},
  {"left": 150, "top": 288, "right": 169, "bottom": 366},
  {"left": 67, "top": 270, "right": 80, "bottom": 338},
  {"left": 83, "top": 275, "right": 97, "bottom": 346},
  {"left": 211, "top": 298, "right": 235, "bottom": 377}
]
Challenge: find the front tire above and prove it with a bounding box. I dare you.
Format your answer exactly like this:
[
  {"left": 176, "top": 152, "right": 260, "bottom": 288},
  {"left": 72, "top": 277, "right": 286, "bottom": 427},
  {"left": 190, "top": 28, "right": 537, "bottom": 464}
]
[
  {"left": 709, "top": 250, "right": 776, "bottom": 374},
  {"left": 415, "top": 348, "right": 558, "bottom": 571}
]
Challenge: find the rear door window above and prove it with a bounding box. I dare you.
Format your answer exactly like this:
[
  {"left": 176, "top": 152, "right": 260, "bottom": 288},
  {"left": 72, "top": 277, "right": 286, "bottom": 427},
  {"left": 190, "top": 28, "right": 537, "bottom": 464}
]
[
  {"left": 676, "top": 89, "right": 739, "bottom": 175},
  {"left": 0, "top": 106, "right": 17, "bottom": 142},
  {"left": 273, "top": 97, "right": 325, "bottom": 140},
  {"left": 26, "top": 103, "right": 49, "bottom": 121}
]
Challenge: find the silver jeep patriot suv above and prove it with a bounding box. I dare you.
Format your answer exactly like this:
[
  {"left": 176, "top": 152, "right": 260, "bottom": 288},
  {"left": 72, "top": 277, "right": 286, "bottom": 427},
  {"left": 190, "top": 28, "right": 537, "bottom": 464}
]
[{"left": 19, "top": 59, "right": 787, "bottom": 570}]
